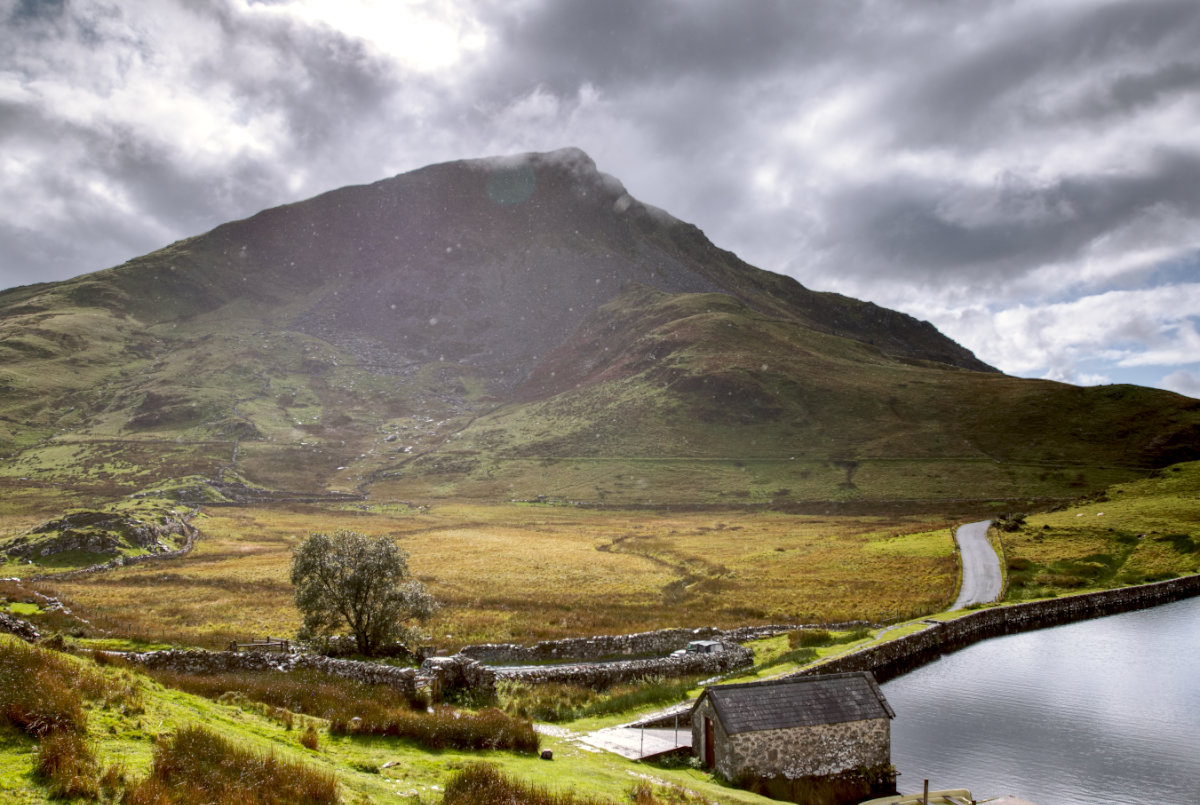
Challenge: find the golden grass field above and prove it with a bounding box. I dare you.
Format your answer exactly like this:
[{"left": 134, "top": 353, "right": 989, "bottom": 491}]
[{"left": 37, "top": 502, "right": 959, "bottom": 649}]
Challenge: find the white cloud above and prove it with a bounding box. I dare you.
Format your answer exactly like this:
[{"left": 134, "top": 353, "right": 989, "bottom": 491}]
[
  {"left": 916, "top": 285, "right": 1200, "bottom": 383},
  {"left": 1, "top": 0, "right": 1200, "bottom": 398},
  {"left": 1160, "top": 369, "right": 1200, "bottom": 399}
]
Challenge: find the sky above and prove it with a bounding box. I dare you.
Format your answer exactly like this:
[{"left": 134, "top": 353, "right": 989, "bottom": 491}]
[{"left": 2, "top": 0, "right": 1199, "bottom": 398}]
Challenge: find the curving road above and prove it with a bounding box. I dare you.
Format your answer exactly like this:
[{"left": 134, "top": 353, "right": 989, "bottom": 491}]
[{"left": 951, "top": 519, "right": 1002, "bottom": 609}]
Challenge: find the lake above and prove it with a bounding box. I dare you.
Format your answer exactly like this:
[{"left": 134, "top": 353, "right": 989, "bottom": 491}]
[{"left": 881, "top": 594, "right": 1200, "bottom": 805}]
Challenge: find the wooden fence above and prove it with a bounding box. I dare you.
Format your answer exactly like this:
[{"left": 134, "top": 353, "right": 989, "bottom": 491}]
[{"left": 227, "top": 637, "right": 291, "bottom": 653}]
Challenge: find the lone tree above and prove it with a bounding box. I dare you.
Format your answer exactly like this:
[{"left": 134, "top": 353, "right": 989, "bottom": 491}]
[{"left": 290, "top": 530, "right": 437, "bottom": 656}]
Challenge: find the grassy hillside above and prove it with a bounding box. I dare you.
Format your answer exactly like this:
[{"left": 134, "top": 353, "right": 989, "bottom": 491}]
[
  {"left": 999, "top": 459, "right": 1200, "bottom": 599},
  {"left": 0, "top": 634, "right": 776, "bottom": 804},
  {"left": 372, "top": 287, "right": 1200, "bottom": 504}
]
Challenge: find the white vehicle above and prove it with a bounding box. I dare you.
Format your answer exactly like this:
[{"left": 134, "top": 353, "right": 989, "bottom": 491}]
[{"left": 671, "top": 639, "right": 725, "bottom": 657}]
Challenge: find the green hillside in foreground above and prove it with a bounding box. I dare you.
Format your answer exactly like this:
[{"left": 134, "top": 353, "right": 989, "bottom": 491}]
[
  {"left": 0, "top": 634, "right": 776, "bottom": 805},
  {"left": 1, "top": 149, "right": 1197, "bottom": 515}
]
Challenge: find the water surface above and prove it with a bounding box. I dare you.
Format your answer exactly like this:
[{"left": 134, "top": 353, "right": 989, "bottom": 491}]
[{"left": 882, "top": 595, "right": 1200, "bottom": 805}]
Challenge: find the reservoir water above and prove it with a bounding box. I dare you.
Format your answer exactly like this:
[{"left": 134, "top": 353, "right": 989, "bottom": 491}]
[{"left": 881, "top": 594, "right": 1200, "bottom": 805}]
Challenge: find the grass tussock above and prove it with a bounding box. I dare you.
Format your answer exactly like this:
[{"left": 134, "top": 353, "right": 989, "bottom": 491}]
[
  {"left": 329, "top": 706, "right": 539, "bottom": 753},
  {"left": 299, "top": 723, "right": 320, "bottom": 751},
  {"left": 123, "top": 725, "right": 339, "bottom": 805},
  {"left": 0, "top": 638, "right": 103, "bottom": 736},
  {"left": 499, "top": 675, "right": 702, "bottom": 723},
  {"left": 0, "top": 637, "right": 126, "bottom": 800},
  {"left": 37, "top": 730, "right": 101, "bottom": 800},
  {"left": 440, "top": 763, "right": 613, "bottom": 805}
]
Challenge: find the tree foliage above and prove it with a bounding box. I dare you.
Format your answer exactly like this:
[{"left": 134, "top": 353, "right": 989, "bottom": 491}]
[{"left": 290, "top": 530, "right": 436, "bottom": 656}]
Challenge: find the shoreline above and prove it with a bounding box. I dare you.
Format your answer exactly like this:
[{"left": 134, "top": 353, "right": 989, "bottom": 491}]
[{"left": 792, "top": 573, "right": 1200, "bottom": 683}]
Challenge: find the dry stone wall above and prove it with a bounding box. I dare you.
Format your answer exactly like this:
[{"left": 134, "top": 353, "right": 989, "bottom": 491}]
[
  {"left": 124, "top": 649, "right": 417, "bottom": 695},
  {"left": 461, "top": 623, "right": 863, "bottom": 665},
  {"left": 418, "top": 655, "right": 496, "bottom": 701},
  {"left": 494, "top": 642, "right": 754, "bottom": 687},
  {"left": 794, "top": 573, "right": 1200, "bottom": 684},
  {"left": 0, "top": 611, "right": 39, "bottom": 642}
]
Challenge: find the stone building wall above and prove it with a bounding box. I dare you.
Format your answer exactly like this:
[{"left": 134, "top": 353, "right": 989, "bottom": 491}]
[
  {"left": 734, "top": 719, "right": 890, "bottom": 779},
  {"left": 690, "top": 697, "right": 889, "bottom": 781}
]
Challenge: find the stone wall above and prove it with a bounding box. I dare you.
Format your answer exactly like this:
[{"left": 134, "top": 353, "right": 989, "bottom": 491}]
[
  {"left": 418, "top": 654, "right": 496, "bottom": 701},
  {"left": 0, "top": 611, "right": 39, "bottom": 642},
  {"left": 494, "top": 642, "right": 754, "bottom": 688},
  {"left": 460, "top": 623, "right": 866, "bottom": 665},
  {"left": 124, "top": 649, "right": 417, "bottom": 695},
  {"left": 793, "top": 573, "right": 1200, "bottom": 684}
]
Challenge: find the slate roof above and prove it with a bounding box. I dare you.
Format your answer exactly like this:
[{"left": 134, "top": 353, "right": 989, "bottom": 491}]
[{"left": 693, "top": 671, "right": 895, "bottom": 735}]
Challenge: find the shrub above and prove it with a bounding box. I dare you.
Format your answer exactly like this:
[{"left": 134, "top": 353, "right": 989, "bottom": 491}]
[
  {"left": 123, "top": 725, "right": 339, "bottom": 805},
  {"left": 330, "top": 706, "right": 539, "bottom": 753},
  {"left": 789, "top": 628, "right": 833, "bottom": 648}
]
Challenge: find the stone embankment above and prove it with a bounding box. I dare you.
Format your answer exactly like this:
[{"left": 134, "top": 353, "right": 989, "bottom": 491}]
[
  {"left": 793, "top": 573, "right": 1200, "bottom": 684},
  {"left": 493, "top": 642, "right": 755, "bottom": 688},
  {"left": 123, "top": 648, "right": 418, "bottom": 695}
]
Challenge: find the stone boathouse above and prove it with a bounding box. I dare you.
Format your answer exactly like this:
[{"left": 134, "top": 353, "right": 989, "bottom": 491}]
[{"left": 690, "top": 671, "right": 896, "bottom": 804}]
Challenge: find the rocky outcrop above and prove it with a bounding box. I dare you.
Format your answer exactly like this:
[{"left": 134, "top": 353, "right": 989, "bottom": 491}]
[{"left": 5, "top": 507, "right": 194, "bottom": 561}]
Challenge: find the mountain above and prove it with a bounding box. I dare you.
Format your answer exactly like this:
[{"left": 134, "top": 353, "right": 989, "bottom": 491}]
[{"left": 1, "top": 148, "right": 1197, "bottom": 509}]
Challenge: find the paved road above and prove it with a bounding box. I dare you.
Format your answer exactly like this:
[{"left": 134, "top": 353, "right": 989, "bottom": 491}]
[
  {"left": 951, "top": 519, "right": 1001, "bottom": 609},
  {"left": 578, "top": 726, "right": 691, "bottom": 760}
]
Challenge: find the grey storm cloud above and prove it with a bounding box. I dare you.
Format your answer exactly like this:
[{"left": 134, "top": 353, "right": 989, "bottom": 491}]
[{"left": 1, "top": 0, "right": 1198, "bottom": 393}]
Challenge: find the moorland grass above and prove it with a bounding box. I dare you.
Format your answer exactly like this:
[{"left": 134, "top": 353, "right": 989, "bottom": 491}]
[
  {"left": 499, "top": 675, "right": 703, "bottom": 723},
  {"left": 0, "top": 637, "right": 777, "bottom": 805},
  {"left": 0, "top": 638, "right": 123, "bottom": 799},
  {"left": 42, "top": 503, "right": 960, "bottom": 649},
  {"left": 329, "top": 706, "right": 539, "bottom": 753},
  {"left": 440, "top": 763, "right": 703, "bottom": 805},
  {"left": 123, "top": 725, "right": 339, "bottom": 805},
  {"left": 141, "top": 667, "right": 424, "bottom": 721},
  {"left": 1000, "top": 461, "right": 1200, "bottom": 600},
  {"left": 142, "top": 666, "right": 537, "bottom": 754}
]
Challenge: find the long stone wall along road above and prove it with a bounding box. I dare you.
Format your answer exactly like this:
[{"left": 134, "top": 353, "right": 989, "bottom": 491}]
[{"left": 951, "top": 519, "right": 1001, "bottom": 609}]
